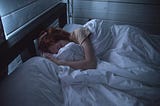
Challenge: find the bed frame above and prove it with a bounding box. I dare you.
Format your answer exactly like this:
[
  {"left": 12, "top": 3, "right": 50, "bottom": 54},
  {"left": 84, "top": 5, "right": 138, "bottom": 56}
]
[{"left": 0, "top": 3, "right": 67, "bottom": 79}]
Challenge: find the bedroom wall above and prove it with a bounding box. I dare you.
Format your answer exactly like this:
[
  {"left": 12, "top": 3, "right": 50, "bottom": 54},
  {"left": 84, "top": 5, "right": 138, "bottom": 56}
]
[
  {"left": 71, "top": 0, "right": 160, "bottom": 35},
  {"left": 0, "top": 0, "right": 61, "bottom": 40}
]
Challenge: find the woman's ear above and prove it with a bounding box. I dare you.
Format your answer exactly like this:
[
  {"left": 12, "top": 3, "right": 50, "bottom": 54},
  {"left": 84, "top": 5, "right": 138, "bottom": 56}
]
[{"left": 48, "top": 27, "right": 57, "bottom": 34}]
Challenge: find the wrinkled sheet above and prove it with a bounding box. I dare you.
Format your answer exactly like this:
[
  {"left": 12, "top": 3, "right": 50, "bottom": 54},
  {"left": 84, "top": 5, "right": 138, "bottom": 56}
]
[
  {"left": 0, "top": 57, "right": 64, "bottom": 106},
  {"left": 1, "top": 25, "right": 160, "bottom": 106},
  {"left": 56, "top": 25, "right": 160, "bottom": 106}
]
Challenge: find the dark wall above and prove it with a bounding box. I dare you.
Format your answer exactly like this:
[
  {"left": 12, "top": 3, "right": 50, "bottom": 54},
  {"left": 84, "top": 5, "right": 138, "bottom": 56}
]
[{"left": 72, "top": 0, "right": 160, "bottom": 35}]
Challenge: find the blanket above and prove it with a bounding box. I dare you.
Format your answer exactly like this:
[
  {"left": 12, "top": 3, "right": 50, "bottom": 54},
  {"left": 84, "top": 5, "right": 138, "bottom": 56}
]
[{"left": 54, "top": 25, "right": 160, "bottom": 106}]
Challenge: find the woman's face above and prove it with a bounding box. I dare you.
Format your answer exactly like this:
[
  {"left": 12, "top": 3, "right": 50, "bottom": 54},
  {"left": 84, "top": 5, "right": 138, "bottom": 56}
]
[{"left": 48, "top": 40, "right": 69, "bottom": 54}]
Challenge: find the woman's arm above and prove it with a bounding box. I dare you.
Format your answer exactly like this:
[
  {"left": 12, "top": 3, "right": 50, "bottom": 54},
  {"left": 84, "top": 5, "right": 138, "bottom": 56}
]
[
  {"left": 44, "top": 37, "right": 97, "bottom": 70},
  {"left": 60, "top": 37, "right": 97, "bottom": 70}
]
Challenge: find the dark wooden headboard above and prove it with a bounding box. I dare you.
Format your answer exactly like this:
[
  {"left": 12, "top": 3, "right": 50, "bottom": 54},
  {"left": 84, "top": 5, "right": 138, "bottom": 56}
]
[{"left": 0, "top": 3, "right": 67, "bottom": 79}]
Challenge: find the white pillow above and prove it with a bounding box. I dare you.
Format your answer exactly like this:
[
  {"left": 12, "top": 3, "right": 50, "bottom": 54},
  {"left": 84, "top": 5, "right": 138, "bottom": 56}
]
[{"left": 63, "top": 24, "right": 83, "bottom": 33}]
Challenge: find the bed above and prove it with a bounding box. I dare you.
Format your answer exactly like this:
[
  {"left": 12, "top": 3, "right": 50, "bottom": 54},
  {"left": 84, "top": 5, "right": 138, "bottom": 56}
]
[{"left": 0, "top": 2, "right": 160, "bottom": 106}]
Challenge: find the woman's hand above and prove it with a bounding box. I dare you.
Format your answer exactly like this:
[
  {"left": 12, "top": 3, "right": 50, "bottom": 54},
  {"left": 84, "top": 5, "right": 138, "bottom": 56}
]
[{"left": 43, "top": 53, "right": 61, "bottom": 65}]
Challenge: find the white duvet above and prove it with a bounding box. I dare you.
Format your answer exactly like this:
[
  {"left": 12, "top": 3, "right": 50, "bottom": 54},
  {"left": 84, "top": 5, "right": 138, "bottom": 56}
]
[
  {"left": 52, "top": 24, "right": 160, "bottom": 106},
  {"left": 2, "top": 24, "right": 159, "bottom": 106}
]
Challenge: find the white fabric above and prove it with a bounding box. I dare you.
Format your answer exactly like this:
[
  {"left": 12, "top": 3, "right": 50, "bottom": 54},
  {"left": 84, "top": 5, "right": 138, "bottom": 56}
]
[
  {"left": 1, "top": 24, "right": 160, "bottom": 106},
  {"left": 0, "top": 57, "right": 64, "bottom": 106},
  {"left": 103, "top": 25, "right": 160, "bottom": 66},
  {"left": 83, "top": 19, "right": 113, "bottom": 57},
  {"left": 54, "top": 24, "right": 160, "bottom": 106},
  {"left": 63, "top": 24, "right": 83, "bottom": 33},
  {"left": 63, "top": 19, "right": 113, "bottom": 57},
  {"left": 53, "top": 42, "right": 84, "bottom": 61}
]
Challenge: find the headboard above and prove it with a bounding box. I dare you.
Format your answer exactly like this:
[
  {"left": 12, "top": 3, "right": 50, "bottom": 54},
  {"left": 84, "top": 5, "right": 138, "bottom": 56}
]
[{"left": 0, "top": 3, "right": 67, "bottom": 78}]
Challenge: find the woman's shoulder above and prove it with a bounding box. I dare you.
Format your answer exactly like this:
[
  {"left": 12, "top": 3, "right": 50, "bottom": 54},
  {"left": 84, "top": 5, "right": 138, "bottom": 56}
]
[{"left": 70, "top": 27, "right": 91, "bottom": 45}]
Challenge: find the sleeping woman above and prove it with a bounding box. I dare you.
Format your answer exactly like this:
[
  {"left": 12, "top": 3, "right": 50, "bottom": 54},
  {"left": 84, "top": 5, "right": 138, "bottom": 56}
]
[{"left": 38, "top": 27, "right": 97, "bottom": 70}]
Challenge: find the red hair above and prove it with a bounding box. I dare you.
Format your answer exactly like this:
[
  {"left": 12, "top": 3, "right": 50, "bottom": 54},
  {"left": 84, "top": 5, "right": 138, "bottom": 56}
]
[{"left": 38, "top": 27, "right": 70, "bottom": 53}]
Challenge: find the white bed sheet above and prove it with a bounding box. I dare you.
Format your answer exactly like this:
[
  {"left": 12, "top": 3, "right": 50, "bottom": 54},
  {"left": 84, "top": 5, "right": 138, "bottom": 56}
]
[
  {"left": 57, "top": 24, "right": 160, "bottom": 106},
  {"left": 0, "top": 57, "right": 64, "bottom": 106},
  {"left": 0, "top": 24, "right": 160, "bottom": 106}
]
